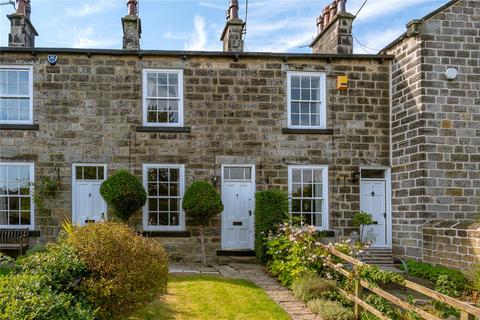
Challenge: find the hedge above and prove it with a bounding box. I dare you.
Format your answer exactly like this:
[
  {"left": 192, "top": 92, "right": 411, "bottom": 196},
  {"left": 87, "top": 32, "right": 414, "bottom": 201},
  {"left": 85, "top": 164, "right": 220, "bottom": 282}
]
[{"left": 254, "top": 189, "right": 289, "bottom": 263}]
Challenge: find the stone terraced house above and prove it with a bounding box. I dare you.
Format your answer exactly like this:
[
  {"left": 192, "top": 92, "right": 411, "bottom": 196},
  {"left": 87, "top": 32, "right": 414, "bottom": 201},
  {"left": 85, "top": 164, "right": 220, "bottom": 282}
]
[{"left": 0, "top": 0, "right": 478, "bottom": 267}]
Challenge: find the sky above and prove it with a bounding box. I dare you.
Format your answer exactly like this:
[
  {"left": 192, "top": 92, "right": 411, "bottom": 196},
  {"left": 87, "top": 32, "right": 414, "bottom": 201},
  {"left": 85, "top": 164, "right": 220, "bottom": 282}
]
[{"left": 0, "top": 0, "right": 451, "bottom": 54}]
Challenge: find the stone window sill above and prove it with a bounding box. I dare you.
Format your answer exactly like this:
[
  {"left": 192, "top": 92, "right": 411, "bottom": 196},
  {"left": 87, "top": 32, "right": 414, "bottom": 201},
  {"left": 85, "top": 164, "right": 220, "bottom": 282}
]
[
  {"left": 136, "top": 126, "right": 191, "bottom": 133},
  {"left": 141, "top": 230, "right": 191, "bottom": 237},
  {"left": 282, "top": 128, "right": 333, "bottom": 134},
  {"left": 0, "top": 124, "right": 39, "bottom": 130}
]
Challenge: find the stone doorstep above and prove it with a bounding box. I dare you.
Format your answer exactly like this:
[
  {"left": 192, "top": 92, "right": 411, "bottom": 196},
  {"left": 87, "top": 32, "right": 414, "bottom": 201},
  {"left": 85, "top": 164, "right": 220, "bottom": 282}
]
[{"left": 168, "top": 262, "right": 319, "bottom": 319}]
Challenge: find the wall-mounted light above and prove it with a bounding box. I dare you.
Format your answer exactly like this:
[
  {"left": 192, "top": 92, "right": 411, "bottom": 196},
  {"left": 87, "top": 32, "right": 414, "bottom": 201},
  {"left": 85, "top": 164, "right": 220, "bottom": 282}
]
[
  {"left": 444, "top": 68, "right": 458, "bottom": 81},
  {"left": 211, "top": 175, "right": 218, "bottom": 187},
  {"left": 351, "top": 171, "right": 360, "bottom": 184}
]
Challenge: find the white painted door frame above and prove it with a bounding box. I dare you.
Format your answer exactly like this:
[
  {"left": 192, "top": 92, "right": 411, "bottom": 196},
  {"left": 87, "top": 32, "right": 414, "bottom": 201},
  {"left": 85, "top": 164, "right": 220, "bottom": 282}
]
[
  {"left": 359, "top": 166, "right": 392, "bottom": 248},
  {"left": 220, "top": 164, "right": 256, "bottom": 250},
  {"left": 71, "top": 163, "right": 107, "bottom": 225}
]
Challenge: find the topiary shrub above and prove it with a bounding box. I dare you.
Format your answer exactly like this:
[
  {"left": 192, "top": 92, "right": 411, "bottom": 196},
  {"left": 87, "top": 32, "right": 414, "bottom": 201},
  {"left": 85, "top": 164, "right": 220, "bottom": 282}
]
[
  {"left": 182, "top": 180, "right": 223, "bottom": 265},
  {"left": 67, "top": 222, "right": 168, "bottom": 319},
  {"left": 307, "top": 299, "right": 354, "bottom": 320},
  {"left": 99, "top": 169, "right": 147, "bottom": 222},
  {"left": 254, "top": 189, "right": 288, "bottom": 263},
  {"left": 292, "top": 272, "right": 338, "bottom": 302}
]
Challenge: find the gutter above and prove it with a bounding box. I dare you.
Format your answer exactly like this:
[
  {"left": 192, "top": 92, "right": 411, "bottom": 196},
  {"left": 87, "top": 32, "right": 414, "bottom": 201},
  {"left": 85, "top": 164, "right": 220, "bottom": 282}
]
[{"left": 0, "top": 47, "right": 394, "bottom": 60}]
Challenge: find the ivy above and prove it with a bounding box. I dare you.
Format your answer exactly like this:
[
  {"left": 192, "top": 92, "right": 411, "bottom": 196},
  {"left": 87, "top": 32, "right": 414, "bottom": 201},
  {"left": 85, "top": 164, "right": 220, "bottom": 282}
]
[{"left": 32, "top": 176, "right": 60, "bottom": 210}]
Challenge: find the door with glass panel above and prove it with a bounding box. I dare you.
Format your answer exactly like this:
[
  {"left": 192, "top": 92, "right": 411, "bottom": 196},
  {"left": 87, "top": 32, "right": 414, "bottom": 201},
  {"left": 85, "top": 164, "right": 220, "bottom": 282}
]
[
  {"left": 72, "top": 164, "right": 107, "bottom": 226},
  {"left": 221, "top": 165, "right": 255, "bottom": 250}
]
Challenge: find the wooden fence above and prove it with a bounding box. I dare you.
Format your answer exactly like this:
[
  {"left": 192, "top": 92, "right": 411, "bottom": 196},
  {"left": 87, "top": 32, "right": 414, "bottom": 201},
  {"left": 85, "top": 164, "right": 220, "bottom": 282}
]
[{"left": 320, "top": 244, "right": 480, "bottom": 320}]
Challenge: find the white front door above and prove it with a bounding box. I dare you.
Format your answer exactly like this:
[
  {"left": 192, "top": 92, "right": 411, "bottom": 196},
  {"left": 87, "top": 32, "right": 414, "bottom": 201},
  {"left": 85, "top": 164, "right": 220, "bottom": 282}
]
[
  {"left": 72, "top": 164, "right": 107, "bottom": 226},
  {"left": 360, "top": 180, "right": 388, "bottom": 247},
  {"left": 221, "top": 165, "right": 255, "bottom": 250}
]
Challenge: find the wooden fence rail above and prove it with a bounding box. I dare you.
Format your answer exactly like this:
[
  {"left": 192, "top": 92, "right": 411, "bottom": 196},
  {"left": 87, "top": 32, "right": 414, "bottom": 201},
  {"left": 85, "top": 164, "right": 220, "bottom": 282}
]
[{"left": 320, "top": 244, "right": 480, "bottom": 320}]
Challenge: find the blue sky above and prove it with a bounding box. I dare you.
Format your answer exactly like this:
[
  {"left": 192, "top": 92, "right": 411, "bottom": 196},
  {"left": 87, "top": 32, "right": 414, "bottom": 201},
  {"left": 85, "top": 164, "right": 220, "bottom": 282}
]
[{"left": 0, "top": 0, "right": 450, "bottom": 53}]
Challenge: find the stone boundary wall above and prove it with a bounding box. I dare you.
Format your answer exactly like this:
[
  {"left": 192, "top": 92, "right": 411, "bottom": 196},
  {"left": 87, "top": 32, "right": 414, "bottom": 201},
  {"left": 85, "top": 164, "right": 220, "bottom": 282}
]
[{"left": 423, "top": 220, "right": 480, "bottom": 269}]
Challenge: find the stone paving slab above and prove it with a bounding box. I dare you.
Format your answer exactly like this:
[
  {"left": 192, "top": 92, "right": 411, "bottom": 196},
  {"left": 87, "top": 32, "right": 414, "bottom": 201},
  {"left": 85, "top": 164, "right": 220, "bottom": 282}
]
[{"left": 169, "top": 262, "right": 320, "bottom": 320}]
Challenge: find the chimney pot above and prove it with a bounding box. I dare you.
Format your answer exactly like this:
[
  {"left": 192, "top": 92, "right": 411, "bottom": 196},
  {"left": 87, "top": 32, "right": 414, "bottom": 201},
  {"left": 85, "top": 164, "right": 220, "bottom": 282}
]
[
  {"left": 227, "top": 0, "right": 239, "bottom": 20},
  {"left": 16, "top": 0, "right": 27, "bottom": 15},
  {"left": 127, "top": 0, "right": 138, "bottom": 15},
  {"left": 337, "top": 0, "right": 346, "bottom": 13},
  {"left": 330, "top": 2, "right": 337, "bottom": 17},
  {"left": 323, "top": 6, "right": 331, "bottom": 25}
]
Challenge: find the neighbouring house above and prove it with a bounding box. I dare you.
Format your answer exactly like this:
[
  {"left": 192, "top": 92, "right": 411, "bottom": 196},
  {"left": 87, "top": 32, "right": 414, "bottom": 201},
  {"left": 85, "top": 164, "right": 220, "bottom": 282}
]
[{"left": 0, "top": 0, "right": 478, "bottom": 267}]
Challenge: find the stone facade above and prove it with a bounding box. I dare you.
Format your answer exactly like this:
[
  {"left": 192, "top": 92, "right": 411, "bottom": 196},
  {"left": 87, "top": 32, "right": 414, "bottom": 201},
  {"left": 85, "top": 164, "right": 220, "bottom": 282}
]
[
  {"left": 423, "top": 220, "right": 480, "bottom": 269},
  {"left": 384, "top": 0, "right": 480, "bottom": 264},
  {"left": 0, "top": 50, "right": 390, "bottom": 261}
]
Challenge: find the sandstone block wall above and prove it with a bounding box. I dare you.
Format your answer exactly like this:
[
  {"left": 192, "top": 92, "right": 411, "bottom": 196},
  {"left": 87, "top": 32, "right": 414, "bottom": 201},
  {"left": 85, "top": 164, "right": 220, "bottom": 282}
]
[
  {"left": 423, "top": 220, "right": 480, "bottom": 269},
  {"left": 387, "top": 0, "right": 480, "bottom": 262},
  {"left": 0, "top": 51, "right": 390, "bottom": 261}
]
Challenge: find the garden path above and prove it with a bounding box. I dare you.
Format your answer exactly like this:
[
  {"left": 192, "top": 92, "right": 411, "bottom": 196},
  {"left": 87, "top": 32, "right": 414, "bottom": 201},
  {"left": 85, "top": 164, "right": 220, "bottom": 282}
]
[{"left": 169, "top": 262, "right": 320, "bottom": 320}]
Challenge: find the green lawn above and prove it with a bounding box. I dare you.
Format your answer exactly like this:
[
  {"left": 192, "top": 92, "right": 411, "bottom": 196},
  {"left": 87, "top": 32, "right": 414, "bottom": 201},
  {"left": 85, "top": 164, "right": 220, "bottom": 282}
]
[{"left": 127, "top": 274, "right": 290, "bottom": 320}]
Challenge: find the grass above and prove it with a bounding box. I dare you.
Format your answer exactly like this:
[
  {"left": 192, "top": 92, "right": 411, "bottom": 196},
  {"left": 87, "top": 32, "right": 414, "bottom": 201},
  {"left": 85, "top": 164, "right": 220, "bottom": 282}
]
[{"left": 127, "top": 274, "right": 290, "bottom": 320}]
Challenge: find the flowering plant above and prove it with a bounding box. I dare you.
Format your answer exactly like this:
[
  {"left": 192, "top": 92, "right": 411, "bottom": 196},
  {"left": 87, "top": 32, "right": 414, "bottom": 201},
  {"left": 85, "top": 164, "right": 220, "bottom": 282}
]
[{"left": 266, "top": 223, "right": 328, "bottom": 286}]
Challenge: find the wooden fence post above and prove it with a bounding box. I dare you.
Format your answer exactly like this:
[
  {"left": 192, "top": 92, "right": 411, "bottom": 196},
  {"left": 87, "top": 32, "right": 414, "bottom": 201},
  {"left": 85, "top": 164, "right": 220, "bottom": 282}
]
[{"left": 354, "top": 279, "right": 363, "bottom": 320}]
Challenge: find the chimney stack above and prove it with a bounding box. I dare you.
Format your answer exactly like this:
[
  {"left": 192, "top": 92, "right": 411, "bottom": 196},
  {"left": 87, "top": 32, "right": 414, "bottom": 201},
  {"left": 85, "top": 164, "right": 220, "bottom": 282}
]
[
  {"left": 310, "top": 0, "right": 354, "bottom": 54},
  {"left": 220, "top": 0, "right": 245, "bottom": 52},
  {"left": 8, "top": 0, "right": 38, "bottom": 48},
  {"left": 122, "top": 0, "right": 141, "bottom": 50}
]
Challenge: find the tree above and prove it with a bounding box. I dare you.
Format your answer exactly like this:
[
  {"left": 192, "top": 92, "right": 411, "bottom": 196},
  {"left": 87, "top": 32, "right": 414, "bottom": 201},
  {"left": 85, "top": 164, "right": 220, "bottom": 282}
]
[
  {"left": 352, "top": 211, "right": 374, "bottom": 242},
  {"left": 182, "top": 181, "right": 223, "bottom": 265},
  {"left": 99, "top": 169, "right": 147, "bottom": 222}
]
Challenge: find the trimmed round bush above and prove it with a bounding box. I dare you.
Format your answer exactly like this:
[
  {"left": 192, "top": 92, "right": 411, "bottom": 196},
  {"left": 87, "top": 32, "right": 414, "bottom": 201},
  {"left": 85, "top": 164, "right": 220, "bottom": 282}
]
[
  {"left": 67, "top": 222, "right": 168, "bottom": 319},
  {"left": 307, "top": 299, "right": 354, "bottom": 320},
  {"left": 182, "top": 180, "right": 223, "bottom": 226},
  {"left": 99, "top": 169, "right": 147, "bottom": 221},
  {"left": 292, "top": 272, "right": 338, "bottom": 302},
  {"left": 182, "top": 180, "right": 223, "bottom": 265},
  {"left": 254, "top": 189, "right": 288, "bottom": 263}
]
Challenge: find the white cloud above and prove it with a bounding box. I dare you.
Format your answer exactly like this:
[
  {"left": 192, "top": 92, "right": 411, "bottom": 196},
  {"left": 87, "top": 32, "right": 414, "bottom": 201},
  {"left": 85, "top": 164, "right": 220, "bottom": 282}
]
[
  {"left": 55, "top": 26, "right": 118, "bottom": 49},
  {"left": 185, "top": 15, "right": 208, "bottom": 50},
  {"left": 198, "top": 0, "right": 225, "bottom": 10},
  {"left": 353, "top": 27, "right": 405, "bottom": 53},
  {"left": 248, "top": 31, "right": 313, "bottom": 53},
  {"left": 66, "top": 0, "right": 119, "bottom": 18}
]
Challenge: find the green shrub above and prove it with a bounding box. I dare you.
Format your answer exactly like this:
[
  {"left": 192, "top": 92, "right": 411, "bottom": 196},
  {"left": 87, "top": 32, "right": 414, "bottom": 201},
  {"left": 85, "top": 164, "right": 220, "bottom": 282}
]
[
  {"left": 0, "top": 241, "right": 96, "bottom": 320},
  {"left": 307, "top": 299, "right": 354, "bottom": 320},
  {"left": 0, "top": 273, "right": 96, "bottom": 320},
  {"left": 67, "top": 222, "right": 169, "bottom": 319},
  {"left": 266, "top": 224, "right": 327, "bottom": 286},
  {"left": 15, "top": 240, "right": 87, "bottom": 292},
  {"left": 254, "top": 189, "right": 288, "bottom": 263},
  {"left": 99, "top": 169, "right": 147, "bottom": 221},
  {"left": 405, "top": 259, "right": 466, "bottom": 297},
  {"left": 292, "top": 272, "right": 337, "bottom": 302},
  {"left": 365, "top": 294, "right": 400, "bottom": 320},
  {"left": 182, "top": 180, "right": 223, "bottom": 265}
]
